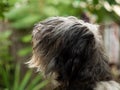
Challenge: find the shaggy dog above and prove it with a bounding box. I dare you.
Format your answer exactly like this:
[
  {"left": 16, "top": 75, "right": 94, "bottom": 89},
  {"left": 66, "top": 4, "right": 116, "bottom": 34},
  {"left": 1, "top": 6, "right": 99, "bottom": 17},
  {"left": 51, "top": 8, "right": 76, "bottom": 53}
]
[{"left": 27, "top": 16, "right": 120, "bottom": 90}]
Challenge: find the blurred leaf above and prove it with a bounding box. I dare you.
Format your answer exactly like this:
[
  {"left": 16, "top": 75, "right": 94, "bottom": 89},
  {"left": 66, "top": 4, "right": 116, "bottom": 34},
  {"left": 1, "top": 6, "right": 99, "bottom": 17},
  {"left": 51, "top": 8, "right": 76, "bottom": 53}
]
[
  {"left": 11, "top": 15, "right": 40, "bottom": 29},
  {"left": 5, "top": 5, "right": 29, "bottom": 21},
  {"left": 32, "top": 80, "right": 48, "bottom": 90},
  {"left": 43, "top": 6, "right": 59, "bottom": 16},
  {"left": 93, "top": 0, "right": 99, "bottom": 5},
  {"left": 107, "top": 0, "right": 117, "bottom": 5},
  {"left": 13, "top": 64, "right": 20, "bottom": 90},
  {"left": 19, "top": 70, "right": 32, "bottom": 90},
  {"left": 26, "top": 74, "right": 43, "bottom": 90},
  {"left": 0, "top": 0, "right": 9, "bottom": 19},
  {"left": 0, "top": 30, "right": 12, "bottom": 39},
  {"left": 21, "top": 34, "right": 32, "bottom": 43},
  {"left": 18, "top": 47, "right": 32, "bottom": 56},
  {"left": 0, "top": 67, "right": 10, "bottom": 89},
  {"left": 8, "top": 0, "right": 21, "bottom": 5}
]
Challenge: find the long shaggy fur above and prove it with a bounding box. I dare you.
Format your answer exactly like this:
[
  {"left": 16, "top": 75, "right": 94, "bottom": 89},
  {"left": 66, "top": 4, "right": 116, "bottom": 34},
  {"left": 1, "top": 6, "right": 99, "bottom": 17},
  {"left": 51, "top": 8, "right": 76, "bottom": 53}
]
[{"left": 27, "top": 16, "right": 120, "bottom": 90}]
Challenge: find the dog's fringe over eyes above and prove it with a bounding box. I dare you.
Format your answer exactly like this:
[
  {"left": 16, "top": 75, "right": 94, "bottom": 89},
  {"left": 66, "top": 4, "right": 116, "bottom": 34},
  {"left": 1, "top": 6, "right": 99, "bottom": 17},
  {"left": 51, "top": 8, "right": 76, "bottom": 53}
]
[{"left": 27, "top": 16, "right": 120, "bottom": 90}]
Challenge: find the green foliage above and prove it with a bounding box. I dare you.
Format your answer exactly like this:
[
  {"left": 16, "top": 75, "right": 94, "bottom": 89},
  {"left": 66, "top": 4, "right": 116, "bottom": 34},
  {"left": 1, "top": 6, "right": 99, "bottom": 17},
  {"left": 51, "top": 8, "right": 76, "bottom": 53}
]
[
  {"left": 11, "top": 15, "right": 40, "bottom": 29},
  {"left": 18, "top": 35, "right": 32, "bottom": 56},
  {"left": 21, "top": 34, "right": 31, "bottom": 43},
  {"left": 1, "top": 0, "right": 120, "bottom": 23},
  {"left": 18, "top": 47, "right": 32, "bottom": 57},
  {"left": 0, "top": 0, "right": 9, "bottom": 19},
  {"left": 0, "top": 30, "right": 13, "bottom": 89},
  {"left": 0, "top": 64, "right": 48, "bottom": 90},
  {"left": 73, "top": 0, "right": 120, "bottom": 23},
  {"left": 0, "top": 30, "right": 12, "bottom": 63}
]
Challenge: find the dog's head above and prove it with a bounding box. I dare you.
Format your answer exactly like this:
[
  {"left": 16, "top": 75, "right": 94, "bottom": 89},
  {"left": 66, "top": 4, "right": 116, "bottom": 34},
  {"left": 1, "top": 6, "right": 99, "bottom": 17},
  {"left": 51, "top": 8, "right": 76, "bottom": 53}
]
[{"left": 28, "top": 16, "right": 112, "bottom": 88}]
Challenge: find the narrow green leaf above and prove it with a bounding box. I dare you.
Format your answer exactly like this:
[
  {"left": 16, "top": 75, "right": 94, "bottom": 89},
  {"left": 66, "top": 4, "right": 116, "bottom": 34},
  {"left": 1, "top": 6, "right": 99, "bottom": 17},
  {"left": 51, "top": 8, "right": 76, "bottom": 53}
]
[
  {"left": 32, "top": 80, "right": 48, "bottom": 90},
  {"left": 19, "top": 70, "right": 32, "bottom": 90},
  {"left": 13, "top": 64, "right": 20, "bottom": 90},
  {"left": 26, "top": 74, "right": 43, "bottom": 90},
  {"left": 1, "top": 68, "right": 10, "bottom": 89}
]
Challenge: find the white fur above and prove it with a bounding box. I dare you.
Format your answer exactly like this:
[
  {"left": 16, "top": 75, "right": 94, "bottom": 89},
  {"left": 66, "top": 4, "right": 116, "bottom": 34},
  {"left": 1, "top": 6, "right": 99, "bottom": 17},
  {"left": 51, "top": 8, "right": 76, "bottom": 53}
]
[{"left": 95, "top": 81, "right": 120, "bottom": 90}]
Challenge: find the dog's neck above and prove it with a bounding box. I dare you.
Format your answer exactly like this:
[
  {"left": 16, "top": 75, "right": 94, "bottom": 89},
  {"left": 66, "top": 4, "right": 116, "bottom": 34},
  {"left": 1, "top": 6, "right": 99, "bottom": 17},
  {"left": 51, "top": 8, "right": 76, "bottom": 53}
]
[
  {"left": 52, "top": 60, "right": 113, "bottom": 90},
  {"left": 53, "top": 76, "right": 112, "bottom": 90}
]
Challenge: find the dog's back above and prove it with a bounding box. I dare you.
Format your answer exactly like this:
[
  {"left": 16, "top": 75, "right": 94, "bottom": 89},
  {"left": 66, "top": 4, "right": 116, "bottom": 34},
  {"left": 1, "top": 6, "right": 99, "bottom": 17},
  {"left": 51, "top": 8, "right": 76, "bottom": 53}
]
[{"left": 95, "top": 81, "right": 120, "bottom": 90}]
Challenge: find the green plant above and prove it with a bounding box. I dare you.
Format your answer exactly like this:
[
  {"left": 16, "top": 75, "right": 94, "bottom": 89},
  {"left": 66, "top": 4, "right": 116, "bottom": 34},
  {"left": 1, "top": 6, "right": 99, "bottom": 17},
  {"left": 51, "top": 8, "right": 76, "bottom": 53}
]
[
  {"left": 0, "top": 64, "right": 48, "bottom": 90},
  {"left": 0, "top": 30, "right": 13, "bottom": 89},
  {"left": 0, "top": 30, "right": 47, "bottom": 90}
]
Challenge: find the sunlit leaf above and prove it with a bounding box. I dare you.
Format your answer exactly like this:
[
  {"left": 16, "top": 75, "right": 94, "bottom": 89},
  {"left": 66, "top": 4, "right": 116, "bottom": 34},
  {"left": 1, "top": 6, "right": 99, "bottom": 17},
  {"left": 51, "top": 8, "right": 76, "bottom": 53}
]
[{"left": 21, "top": 34, "right": 31, "bottom": 43}]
